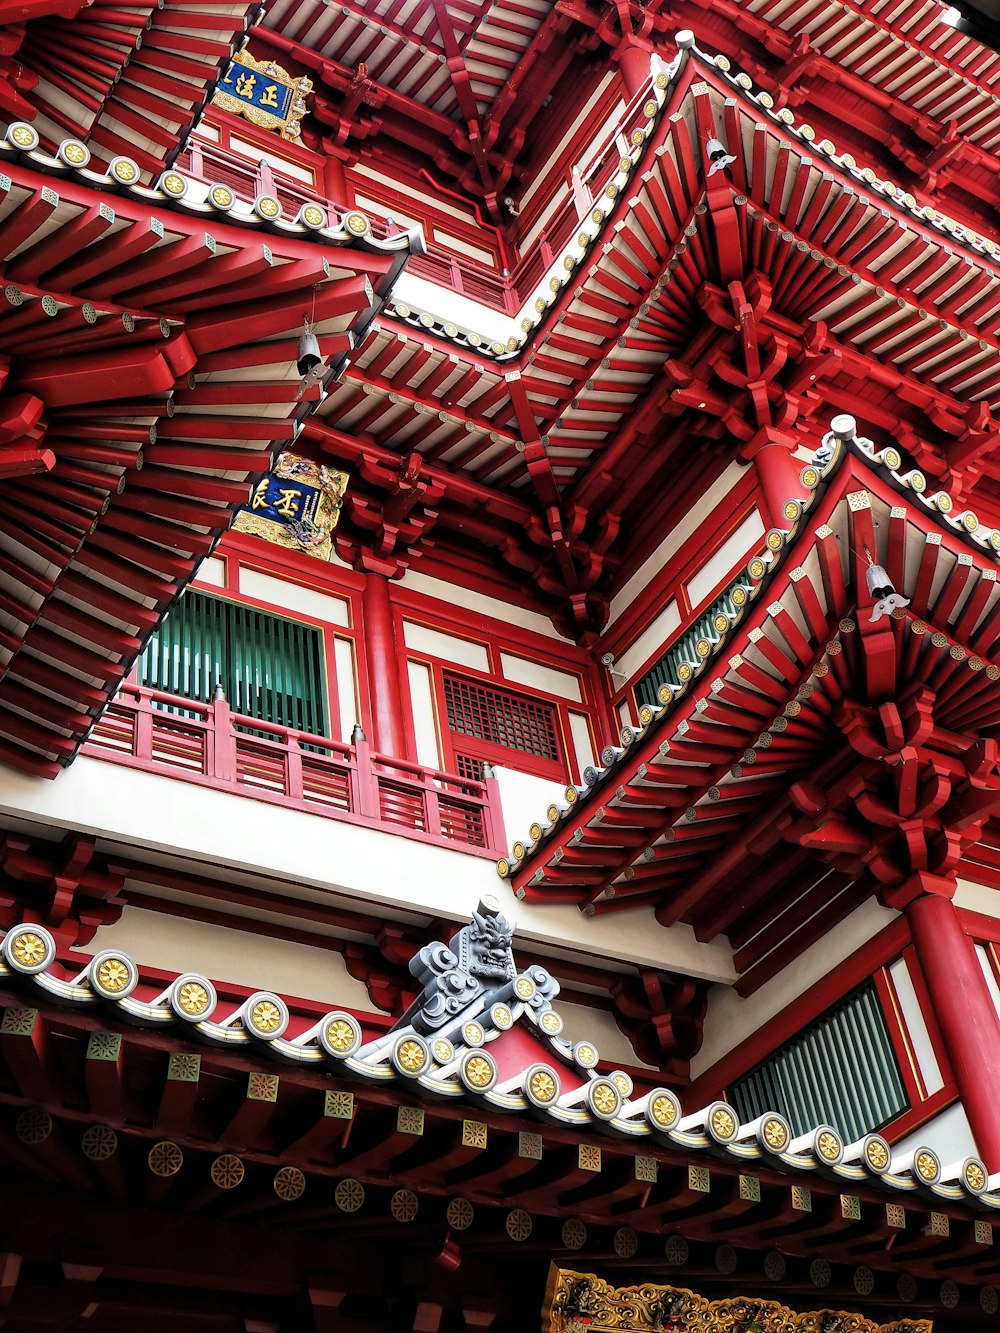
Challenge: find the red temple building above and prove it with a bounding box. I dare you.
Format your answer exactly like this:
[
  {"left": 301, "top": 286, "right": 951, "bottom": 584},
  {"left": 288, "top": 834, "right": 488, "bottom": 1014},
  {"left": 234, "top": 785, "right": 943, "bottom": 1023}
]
[{"left": 2, "top": 0, "right": 1000, "bottom": 1327}]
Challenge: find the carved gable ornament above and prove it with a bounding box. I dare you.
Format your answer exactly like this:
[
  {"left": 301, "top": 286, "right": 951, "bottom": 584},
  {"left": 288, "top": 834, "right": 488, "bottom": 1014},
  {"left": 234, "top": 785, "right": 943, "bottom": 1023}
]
[{"left": 545, "top": 1271, "right": 932, "bottom": 1333}]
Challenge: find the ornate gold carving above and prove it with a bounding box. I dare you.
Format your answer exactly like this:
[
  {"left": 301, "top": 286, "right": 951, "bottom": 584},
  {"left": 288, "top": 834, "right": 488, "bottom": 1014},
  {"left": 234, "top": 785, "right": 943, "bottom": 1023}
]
[
  {"left": 212, "top": 51, "right": 312, "bottom": 140},
  {"left": 761, "top": 1116, "right": 788, "bottom": 1150},
  {"left": 865, "top": 1136, "right": 890, "bottom": 1171},
  {"left": 211, "top": 1154, "right": 245, "bottom": 1189},
  {"left": 545, "top": 1270, "right": 932, "bottom": 1333},
  {"left": 391, "top": 1188, "right": 419, "bottom": 1221},
  {"left": 11, "top": 931, "right": 46, "bottom": 968},
  {"left": 326, "top": 1018, "right": 357, "bottom": 1052},
  {"left": 251, "top": 998, "right": 283, "bottom": 1032},
  {"left": 148, "top": 1141, "right": 183, "bottom": 1177},
  {"left": 177, "top": 981, "right": 211, "bottom": 1016},
  {"left": 82, "top": 1125, "right": 118, "bottom": 1161},
  {"left": 97, "top": 957, "right": 131, "bottom": 992},
  {"left": 650, "top": 1093, "right": 677, "bottom": 1128},
  {"left": 710, "top": 1105, "right": 736, "bottom": 1140},
  {"left": 273, "top": 1165, "right": 306, "bottom": 1201},
  {"left": 530, "top": 1068, "right": 558, "bottom": 1103},
  {"left": 447, "top": 1197, "right": 474, "bottom": 1230},
  {"left": 16, "top": 1109, "right": 52, "bottom": 1144},
  {"left": 334, "top": 1177, "right": 364, "bottom": 1212},
  {"left": 463, "top": 1054, "right": 494, "bottom": 1088},
  {"left": 506, "top": 1208, "right": 532, "bottom": 1241}
]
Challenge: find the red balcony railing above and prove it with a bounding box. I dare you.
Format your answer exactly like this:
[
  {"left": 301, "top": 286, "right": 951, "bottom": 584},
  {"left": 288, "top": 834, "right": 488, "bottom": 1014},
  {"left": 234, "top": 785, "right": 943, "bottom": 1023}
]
[{"left": 84, "top": 685, "right": 505, "bottom": 857}]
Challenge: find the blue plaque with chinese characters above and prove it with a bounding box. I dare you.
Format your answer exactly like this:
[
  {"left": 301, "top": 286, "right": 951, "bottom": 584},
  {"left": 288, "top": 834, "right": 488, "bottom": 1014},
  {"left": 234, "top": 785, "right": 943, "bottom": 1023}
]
[
  {"left": 233, "top": 454, "right": 348, "bottom": 561},
  {"left": 211, "top": 52, "right": 313, "bottom": 141}
]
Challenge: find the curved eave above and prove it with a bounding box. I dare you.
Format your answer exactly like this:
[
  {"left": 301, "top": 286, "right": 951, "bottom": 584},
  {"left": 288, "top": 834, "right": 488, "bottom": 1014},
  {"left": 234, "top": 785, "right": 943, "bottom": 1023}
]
[
  {"left": 0, "top": 128, "right": 418, "bottom": 777},
  {"left": 1, "top": 920, "right": 996, "bottom": 1221},
  {"left": 502, "top": 417, "right": 1000, "bottom": 925}
]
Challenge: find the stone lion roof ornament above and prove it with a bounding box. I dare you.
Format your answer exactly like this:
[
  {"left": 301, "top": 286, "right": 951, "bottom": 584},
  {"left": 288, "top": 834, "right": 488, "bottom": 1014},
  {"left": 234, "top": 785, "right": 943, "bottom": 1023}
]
[{"left": 393, "top": 895, "right": 530, "bottom": 1035}]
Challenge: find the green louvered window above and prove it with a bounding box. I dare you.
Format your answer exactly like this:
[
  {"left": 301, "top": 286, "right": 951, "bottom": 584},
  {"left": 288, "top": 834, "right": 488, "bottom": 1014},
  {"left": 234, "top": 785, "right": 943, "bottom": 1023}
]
[
  {"left": 138, "top": 590, "right": 327, "bottom": 736},
  {"left": 728, "top": 982, "right": 909, "bottom": 1143}
]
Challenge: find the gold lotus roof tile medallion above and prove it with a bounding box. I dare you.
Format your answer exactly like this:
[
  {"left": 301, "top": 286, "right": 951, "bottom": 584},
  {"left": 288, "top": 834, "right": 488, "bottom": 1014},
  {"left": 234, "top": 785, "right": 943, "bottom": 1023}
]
[
  {"left": 965, "top": 1157, "right": 988, "bottom": 1193},
  {"left": 515, "top": 975, "right": 536, "bottom": 1000},
  {"left": 540, "top": 1009, "right": 563, "bottom": 1035},
  {"left": 433, "top": 1038, "right": 454, "bottom": 1063},
  {"left": 709, "top": 1103, "right": 737, "bottom": 1142},
  {"left": 6, "top": 927, "right": 54, "bottom": 973},
  {"left": 161, "top": 172, "right": 187, "bottom": 196},
  {"left": 322, "top": 1013, "right": 361, "bottom": 1056},
  {"left": 589, "top": 1080, "right": 621, "bottom": 1119},
  {"left": 915, "top": 1148, "right": 940, "bottom": 1182},
  {"left": 527, "top": 1064, "right": 560, "bottom": 1106},
  {"left": 864, "top": 1135, "right": 891, "bottom": 1172},
  {"left": 393, "top": 1034, "right": 430, "bottom": 1077},
  {"left": 491, "top": 1003, "right": 513, "bottom": 1029},
  {"left": 761, "top": 1115, "right": 789, "bottom": 1151},
  {"left": 462, "top": 1052, "right": 496, "bottom": 1091},
  {"left": 648, "top": 1090, "right": 679, "bottom": 1129},
  {"left": 574, "top": 1042, "right": 598, "bottom": 1069},
  {"left": 171, "top": 974, "right": 216, "bottom": 1021},
  {"left": 247, "top": 994, "right": 286, "bottom": 1037},
  {"left": 816, "top": 1128, "right": 842, "bottom": 1162},
  {"left": 463, "top": 1021, "right": 485, "bottom": 1046},
  {"left": 9, "top": 122, "right": 38, "bottom": 149}
]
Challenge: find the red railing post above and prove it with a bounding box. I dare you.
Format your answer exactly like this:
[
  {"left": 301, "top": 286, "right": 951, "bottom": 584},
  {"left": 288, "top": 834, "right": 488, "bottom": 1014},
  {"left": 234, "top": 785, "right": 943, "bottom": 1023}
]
[
  {"left": 353, "top": 728, "right": 379, "bottom": 818},
  {"left": 211, "top": 687, "right": 235, "bottom": 783},
  {"left": 286, "top": 736, "right": 304, "bottom": 801},
  {"left": 133, "top": 687, "right": 152, "bottom": 762},
  {"left": 423, "top": 776, "right": 443, "bottom": 840},
  {"left": 481, "top": 764, "right": 506, "bottom": 855}
]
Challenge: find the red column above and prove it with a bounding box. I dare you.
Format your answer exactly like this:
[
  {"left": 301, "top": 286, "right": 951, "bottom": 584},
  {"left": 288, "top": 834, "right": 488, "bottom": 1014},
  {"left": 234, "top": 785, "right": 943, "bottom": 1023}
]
[
  {"left": 615, "top": 39, "right": 652, "bottom": 96},
  {"left": 360, "top": 571, "right": 409, "bottom": 760},
  {"left": 908, "top": 891, "right": 1000, "bottom": 1170},
  {"left": 749, "top": 433, "right": 805, "bottom": 529}
]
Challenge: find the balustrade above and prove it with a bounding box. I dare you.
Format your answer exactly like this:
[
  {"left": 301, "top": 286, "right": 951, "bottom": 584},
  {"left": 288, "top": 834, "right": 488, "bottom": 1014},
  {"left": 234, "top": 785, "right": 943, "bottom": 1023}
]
[{"left": 85, "top": 685, "right": 504, "bottom": 857}]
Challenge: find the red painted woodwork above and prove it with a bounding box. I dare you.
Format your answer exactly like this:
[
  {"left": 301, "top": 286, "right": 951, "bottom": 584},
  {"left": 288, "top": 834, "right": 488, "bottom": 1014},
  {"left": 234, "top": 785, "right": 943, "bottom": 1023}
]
[
  {"left": 908, "top": 891, "right": 1000, "bottom": 1172},
  {"left": 84, "top": 683, "right": 505, "bottom": 857},
  {"left": 360, "top": 570, "right": 411, "bottom": 760}
]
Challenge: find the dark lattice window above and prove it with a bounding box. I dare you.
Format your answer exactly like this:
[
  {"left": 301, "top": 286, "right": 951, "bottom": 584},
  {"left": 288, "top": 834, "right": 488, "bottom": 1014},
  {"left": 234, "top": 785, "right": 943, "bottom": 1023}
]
[
  {"left": 443, "top": 675, "right": 559, "bottom": 760},
  {"left": 728, "top": 982, "right": 909, "bottom": 1143}
]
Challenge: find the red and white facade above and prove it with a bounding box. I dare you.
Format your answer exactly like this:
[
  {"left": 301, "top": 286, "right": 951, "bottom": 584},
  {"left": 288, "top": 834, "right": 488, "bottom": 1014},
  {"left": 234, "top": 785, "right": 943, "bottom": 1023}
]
[{"left": 3, "top": 0, "right": 1000, "bottom": 1327}]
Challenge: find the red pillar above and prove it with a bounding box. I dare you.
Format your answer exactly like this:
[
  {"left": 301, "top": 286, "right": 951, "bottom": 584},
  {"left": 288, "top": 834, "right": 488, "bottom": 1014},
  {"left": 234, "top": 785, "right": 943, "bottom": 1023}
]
[
  {"left": 615, "top": 39, "right": 653, "bottom": 96},
  {"left": 360, "top": 571, "right": 409, "bottom": 760},
  {"left": 908, "top": 891, "right": 1000, "bottom": 1170},
  {"left": 747, "top": 432, "right": 806, "bottom": 529}
]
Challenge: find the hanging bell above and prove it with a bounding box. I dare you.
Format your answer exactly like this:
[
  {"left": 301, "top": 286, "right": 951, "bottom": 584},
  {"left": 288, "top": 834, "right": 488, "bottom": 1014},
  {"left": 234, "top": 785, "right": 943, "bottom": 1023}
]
[
  {"left": 865, "top": 562, "right": 910, "bottom": 622},
  {"left": 297, "top": 328, "right": 321, "bottom": 377},
  {"left": 706, "top": 137, "right": 737, "bottom": 176}
]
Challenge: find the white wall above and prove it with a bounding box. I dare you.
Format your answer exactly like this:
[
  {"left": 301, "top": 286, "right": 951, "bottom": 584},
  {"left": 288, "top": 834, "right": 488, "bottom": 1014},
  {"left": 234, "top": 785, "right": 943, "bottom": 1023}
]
[
  {"left": 892, "top": 1102, "right": 978, "bottom": 1166},
  {"left": 82, "top": 905, "right": 376, "bottom": 1010},
  {"left": 1, "top": 756, "right": 735, "bottom": 982}
]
